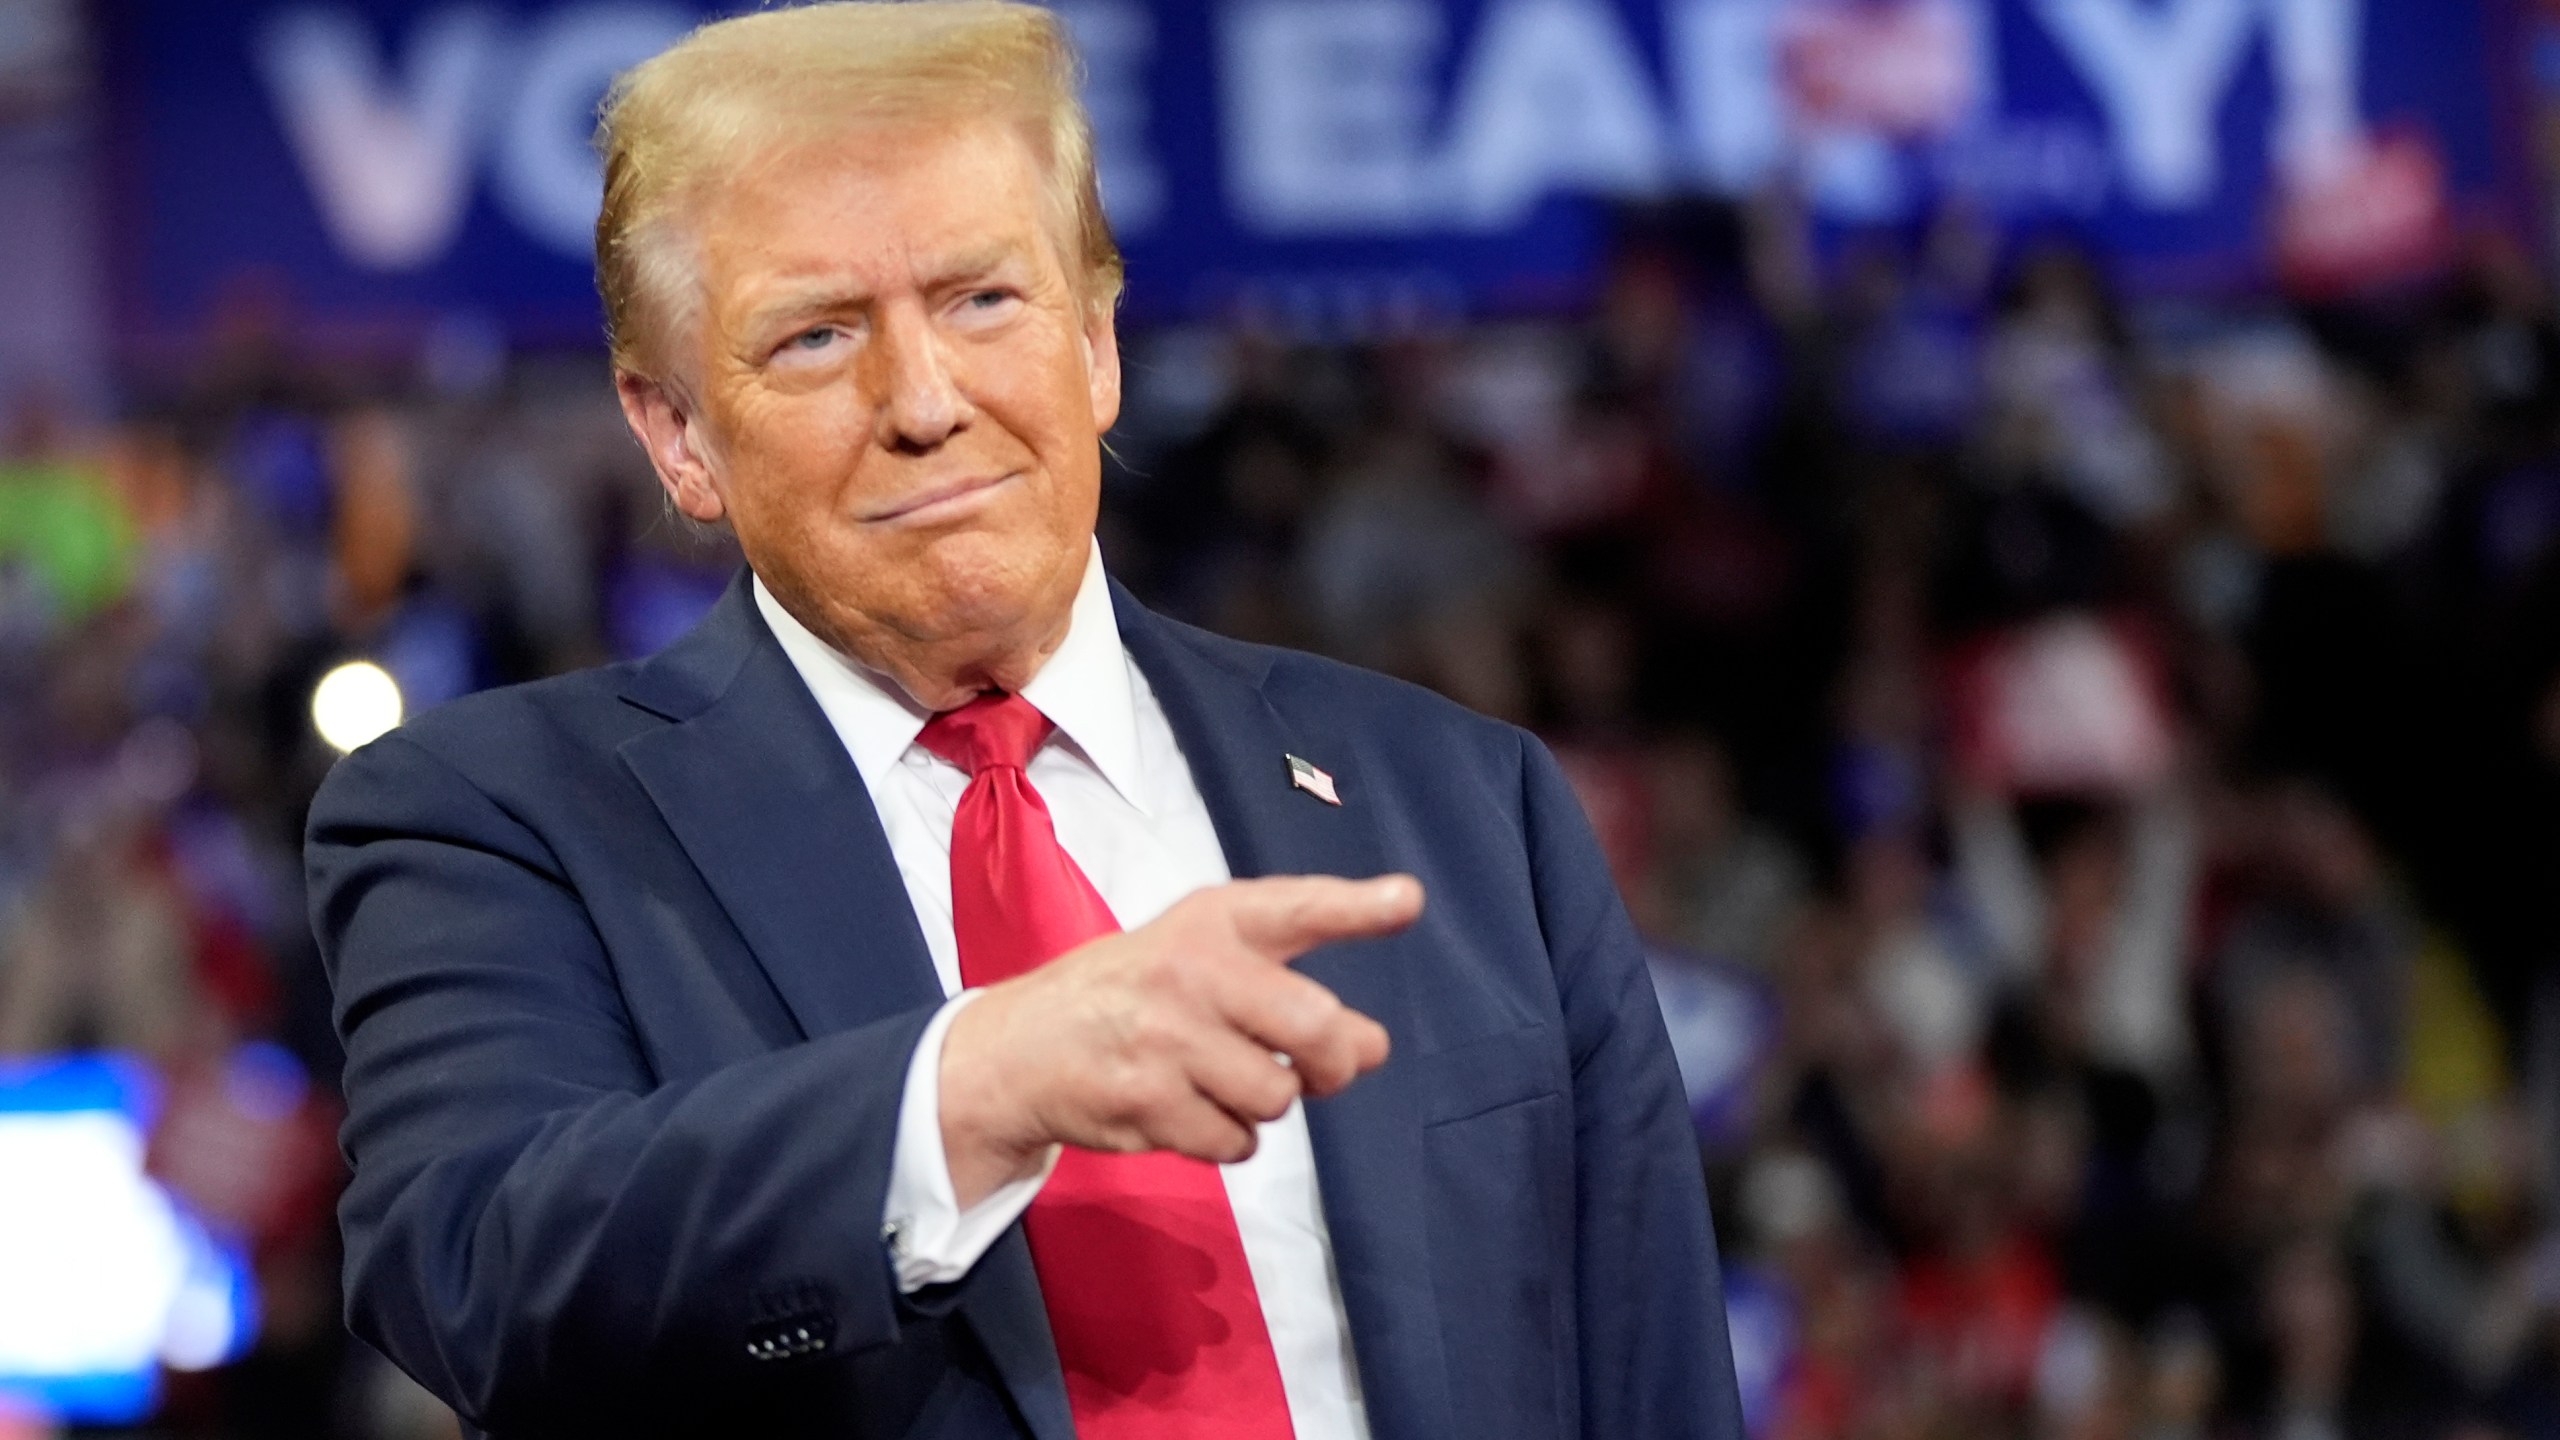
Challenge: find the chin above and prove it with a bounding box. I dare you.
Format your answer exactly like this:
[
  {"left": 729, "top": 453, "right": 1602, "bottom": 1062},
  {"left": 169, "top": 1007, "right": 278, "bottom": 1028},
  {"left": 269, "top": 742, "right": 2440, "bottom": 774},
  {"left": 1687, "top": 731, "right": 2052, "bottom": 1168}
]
[{"left": 903, "top": 529, "right": 1078, "bottom": 640}]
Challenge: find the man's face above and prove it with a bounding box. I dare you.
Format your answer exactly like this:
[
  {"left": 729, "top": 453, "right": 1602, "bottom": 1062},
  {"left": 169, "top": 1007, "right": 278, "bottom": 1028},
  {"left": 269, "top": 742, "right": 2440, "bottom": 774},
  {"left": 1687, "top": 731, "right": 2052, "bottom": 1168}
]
[{"left": 630, "top": 117, "right": 1118, "bottom": 688}]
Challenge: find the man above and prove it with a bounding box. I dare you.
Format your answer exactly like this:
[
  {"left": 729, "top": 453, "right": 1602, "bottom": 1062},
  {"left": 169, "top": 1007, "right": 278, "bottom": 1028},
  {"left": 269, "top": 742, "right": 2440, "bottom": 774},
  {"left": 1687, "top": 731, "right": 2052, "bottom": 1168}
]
[{"left": 305, "top": 5, "right": 1742, "bottom": 1438}]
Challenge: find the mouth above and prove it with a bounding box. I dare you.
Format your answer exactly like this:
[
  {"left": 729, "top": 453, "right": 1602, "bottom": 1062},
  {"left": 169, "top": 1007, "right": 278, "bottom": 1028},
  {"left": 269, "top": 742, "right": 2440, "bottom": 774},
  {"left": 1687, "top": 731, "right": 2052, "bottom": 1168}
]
[{"left": 863, "top": 471, "right": 1017, "bottom": 525}]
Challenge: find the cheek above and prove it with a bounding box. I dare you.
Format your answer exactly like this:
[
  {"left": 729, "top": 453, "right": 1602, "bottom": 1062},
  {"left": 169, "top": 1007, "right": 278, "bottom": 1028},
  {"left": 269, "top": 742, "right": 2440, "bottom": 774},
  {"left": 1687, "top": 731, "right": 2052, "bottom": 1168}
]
[
  {"left": 1017, "top": 360, "right": 1109, "bottom": 503},
  {"left": 724, "top": 393, "right": 867, "bottom": 506}
]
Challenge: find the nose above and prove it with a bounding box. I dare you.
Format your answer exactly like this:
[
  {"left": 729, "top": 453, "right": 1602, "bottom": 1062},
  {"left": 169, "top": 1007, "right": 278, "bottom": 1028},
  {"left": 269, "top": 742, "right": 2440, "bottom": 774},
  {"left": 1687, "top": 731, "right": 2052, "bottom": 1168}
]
[{"left": 868, "top": 302, "right": 970, "bottom": 452}]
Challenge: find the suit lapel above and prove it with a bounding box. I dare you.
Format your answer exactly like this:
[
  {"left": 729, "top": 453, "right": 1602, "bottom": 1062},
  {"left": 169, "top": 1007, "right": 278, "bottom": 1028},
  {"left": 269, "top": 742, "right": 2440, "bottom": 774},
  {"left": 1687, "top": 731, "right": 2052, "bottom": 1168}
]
[
  {"left": 619, "top": 577, "right": 1074, "bottom": 1440},
  {"left": 617, "top": 575, "right": 944, "bottom": 1039},
  {"left": 1116, "top": 586, "right": 1454, "bottom": 1440}
]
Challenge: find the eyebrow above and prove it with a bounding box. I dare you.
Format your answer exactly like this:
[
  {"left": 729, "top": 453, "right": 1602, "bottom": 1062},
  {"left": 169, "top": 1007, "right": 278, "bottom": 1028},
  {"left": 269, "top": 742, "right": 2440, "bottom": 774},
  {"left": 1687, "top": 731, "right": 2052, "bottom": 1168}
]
[
  {"left": 926, "top": 244, "right": 1020, "bottom": 289},
  {"left": 737, "top": 244, "right": 1026, "bottom": 339},
  {"left": 735, "top": 279, "right": 868, "bottom": 346}
]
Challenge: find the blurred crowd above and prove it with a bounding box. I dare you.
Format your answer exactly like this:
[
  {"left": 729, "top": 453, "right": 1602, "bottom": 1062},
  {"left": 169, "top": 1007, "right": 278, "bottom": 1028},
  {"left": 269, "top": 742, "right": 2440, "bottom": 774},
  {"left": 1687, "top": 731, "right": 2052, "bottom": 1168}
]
[{"left": 14, "top": 191, "right": 2560, "bottom": 1440}]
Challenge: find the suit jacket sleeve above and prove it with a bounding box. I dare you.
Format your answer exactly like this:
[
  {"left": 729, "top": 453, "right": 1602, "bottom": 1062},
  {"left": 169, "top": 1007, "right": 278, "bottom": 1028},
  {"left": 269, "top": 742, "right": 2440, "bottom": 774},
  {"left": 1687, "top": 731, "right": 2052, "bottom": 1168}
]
[
  {"left": 307, "top": 731, "right": 939, "bottom": 1434},
  {"left": 1518, "top": 732, "right": 1749, "bottom": 1440}
]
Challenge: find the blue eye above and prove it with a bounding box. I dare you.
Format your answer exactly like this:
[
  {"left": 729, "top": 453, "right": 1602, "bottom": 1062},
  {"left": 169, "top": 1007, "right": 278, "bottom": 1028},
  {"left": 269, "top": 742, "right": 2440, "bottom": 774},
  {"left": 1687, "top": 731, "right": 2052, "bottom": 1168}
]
[{"left": 791, "top": 327, "right": 838, "bottom": 350}]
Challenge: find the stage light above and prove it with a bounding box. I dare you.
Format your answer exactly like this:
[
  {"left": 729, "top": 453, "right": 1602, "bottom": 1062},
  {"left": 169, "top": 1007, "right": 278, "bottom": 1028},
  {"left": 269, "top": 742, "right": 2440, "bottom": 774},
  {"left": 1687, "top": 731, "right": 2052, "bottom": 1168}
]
[
  {"left": 0, "top": 1056, "right": 256, "bottom": 1424},
  {"left": 311, "top": 661, "right": 403, "bottom": 754}
]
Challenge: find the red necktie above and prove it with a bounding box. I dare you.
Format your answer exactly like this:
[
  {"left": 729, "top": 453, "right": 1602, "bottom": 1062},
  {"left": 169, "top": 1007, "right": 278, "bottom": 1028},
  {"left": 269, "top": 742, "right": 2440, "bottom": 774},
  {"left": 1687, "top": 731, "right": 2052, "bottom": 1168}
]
[{"left": 918, "top": 693, "right": 1297, "bottom": 1439}]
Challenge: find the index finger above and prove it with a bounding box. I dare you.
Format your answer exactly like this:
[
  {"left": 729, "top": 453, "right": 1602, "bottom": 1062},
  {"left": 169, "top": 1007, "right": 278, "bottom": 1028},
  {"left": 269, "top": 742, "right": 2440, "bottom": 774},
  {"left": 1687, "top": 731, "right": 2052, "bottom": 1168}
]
[{"left": 1221, "top": 874, "right": 1425, "bottom": 961}]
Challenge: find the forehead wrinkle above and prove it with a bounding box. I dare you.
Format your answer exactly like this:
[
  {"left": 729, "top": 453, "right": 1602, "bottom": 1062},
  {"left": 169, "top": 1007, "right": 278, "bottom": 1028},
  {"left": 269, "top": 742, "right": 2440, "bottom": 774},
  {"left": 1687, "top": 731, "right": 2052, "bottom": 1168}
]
[
  {"left": 687, "top": 122, "right": 1072, "bottom": 365},
  {"left": 735, "top": 277, "right": 874, "bottom": 338}
]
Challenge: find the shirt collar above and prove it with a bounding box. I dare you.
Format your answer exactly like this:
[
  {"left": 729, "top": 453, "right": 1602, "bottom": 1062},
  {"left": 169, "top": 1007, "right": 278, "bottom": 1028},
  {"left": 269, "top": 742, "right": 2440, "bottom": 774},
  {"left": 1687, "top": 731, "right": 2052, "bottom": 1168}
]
[{"left": 751, "top": 541, "right": 1150, "bottom": 812}]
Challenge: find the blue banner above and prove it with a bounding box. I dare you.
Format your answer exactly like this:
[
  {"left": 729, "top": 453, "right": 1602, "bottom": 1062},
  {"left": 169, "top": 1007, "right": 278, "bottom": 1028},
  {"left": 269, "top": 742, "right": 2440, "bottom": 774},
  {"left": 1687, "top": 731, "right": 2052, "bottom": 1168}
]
[{"left": 107, "top": 0, "right": 2524, "bottom": 343}]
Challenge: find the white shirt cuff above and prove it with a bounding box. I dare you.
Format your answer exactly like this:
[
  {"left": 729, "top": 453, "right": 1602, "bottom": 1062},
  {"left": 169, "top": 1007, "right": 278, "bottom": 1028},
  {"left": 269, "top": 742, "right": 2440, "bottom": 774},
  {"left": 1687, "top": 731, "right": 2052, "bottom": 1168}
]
[{"left": 883, "top": 989, "right": 1060, "bottom": 1293}]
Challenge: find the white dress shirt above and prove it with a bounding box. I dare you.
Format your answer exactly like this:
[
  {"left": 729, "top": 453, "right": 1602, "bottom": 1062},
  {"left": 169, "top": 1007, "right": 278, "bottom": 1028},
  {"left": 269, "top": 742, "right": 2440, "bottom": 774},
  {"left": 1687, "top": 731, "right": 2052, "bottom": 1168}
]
[{"left": 752, "top": 545, "right": 1371, "bottom": 1439}]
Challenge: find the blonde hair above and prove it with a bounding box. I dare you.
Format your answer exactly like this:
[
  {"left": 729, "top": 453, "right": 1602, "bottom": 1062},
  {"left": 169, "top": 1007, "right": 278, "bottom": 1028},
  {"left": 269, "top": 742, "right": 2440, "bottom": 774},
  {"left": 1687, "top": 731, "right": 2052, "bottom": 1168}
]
[{"left": 593, "top": 1, "right": 1124, "bottom": 380}]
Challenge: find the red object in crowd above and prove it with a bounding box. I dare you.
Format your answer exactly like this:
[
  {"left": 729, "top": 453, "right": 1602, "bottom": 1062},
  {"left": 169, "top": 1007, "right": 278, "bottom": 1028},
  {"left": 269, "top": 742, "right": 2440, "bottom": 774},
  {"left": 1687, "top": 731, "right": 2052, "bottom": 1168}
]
[
  {"left": 145, "top": 1051, "right": 341, "bottom": 1259},
  {"left": 1944, "top": 611, "right": 2176, "bottom": 799},
  {"left": 2274, "top": 129, "right": 2455, "bottom": 299},
  {"left": 1548, "top": 741, "right": 1657, "bottom": 900},
  {"left": 1895, "top": 1231, "right": 2064, "bottom": 1408}
]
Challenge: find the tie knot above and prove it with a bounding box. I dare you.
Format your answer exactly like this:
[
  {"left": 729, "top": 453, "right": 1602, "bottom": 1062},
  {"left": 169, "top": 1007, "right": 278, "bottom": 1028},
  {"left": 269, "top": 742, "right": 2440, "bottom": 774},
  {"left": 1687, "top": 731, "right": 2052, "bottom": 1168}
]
[{"left": 917, "top": 692, "right": 1053, "bottom": 776}]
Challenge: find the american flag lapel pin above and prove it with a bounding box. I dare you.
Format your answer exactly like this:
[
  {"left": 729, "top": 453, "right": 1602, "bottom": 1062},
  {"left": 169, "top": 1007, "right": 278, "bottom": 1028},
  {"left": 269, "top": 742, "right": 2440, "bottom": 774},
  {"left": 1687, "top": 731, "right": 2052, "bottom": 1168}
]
[{"left": 1286, "top": 754, "right": 1341, "bottom": 806}]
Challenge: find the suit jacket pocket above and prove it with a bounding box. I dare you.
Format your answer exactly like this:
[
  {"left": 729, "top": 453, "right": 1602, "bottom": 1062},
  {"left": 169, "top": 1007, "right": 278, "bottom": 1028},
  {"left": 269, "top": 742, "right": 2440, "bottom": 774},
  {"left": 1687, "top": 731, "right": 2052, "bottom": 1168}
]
[
  {"left": 1413, "top": 1023, "right": 1563, "bottom": 1127},
  {"left": 1416, "top": 1024, "right": 1573, "bottom": 1439}
]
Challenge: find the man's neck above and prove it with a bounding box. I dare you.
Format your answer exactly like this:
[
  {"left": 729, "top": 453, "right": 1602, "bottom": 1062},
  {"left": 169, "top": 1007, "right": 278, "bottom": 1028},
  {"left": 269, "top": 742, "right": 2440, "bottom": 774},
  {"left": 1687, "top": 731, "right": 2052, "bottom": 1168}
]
[
  {"left": 757, "top": 545, "right": 1093, "bottom": 712},
  {"left": 858, "top": 625, "right": 1073, "bottom": 711}
]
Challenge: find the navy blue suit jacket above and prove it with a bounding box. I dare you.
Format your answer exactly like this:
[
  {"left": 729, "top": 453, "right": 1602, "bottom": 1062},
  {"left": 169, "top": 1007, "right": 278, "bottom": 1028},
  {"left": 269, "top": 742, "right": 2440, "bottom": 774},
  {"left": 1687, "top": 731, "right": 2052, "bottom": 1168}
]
[{"left": 306, "top": 572, "right": 1745, "bottom": 1440}]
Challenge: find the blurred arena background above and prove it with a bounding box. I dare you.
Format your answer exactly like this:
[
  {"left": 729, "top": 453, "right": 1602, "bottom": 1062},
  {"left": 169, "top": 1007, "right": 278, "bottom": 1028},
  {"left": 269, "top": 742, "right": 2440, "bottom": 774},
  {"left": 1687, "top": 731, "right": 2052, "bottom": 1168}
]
[{"left": 7, "top": 0, "right": 2560, "bottom": 1436}]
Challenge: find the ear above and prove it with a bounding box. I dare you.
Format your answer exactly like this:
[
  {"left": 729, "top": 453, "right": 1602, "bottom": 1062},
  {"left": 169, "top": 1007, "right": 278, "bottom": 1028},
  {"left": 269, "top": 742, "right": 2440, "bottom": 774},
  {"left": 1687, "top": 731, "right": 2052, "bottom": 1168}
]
[
  {"left": 615, "top": 371, "right": 727, "bottom": 523},
  {"left": 1081, "top": 301, "right": 1122, "bottom": 437}
]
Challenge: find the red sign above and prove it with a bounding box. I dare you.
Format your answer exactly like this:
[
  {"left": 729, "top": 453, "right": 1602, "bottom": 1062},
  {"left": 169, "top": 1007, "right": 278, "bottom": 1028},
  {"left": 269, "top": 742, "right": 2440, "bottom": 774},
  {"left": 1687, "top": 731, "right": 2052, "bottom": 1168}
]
[{"left": 1947, "top": 613, "right": 2175, "bottom": 797}]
